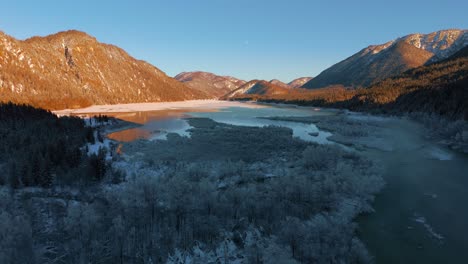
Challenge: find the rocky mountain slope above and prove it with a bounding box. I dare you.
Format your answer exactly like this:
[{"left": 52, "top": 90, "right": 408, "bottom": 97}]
[
  {"left": 342, "top": 45, "right": 468, "bottom": 119},
  {"left": 221, "top": 77, "right": 313, "bottom": 98},
  {"left": 288, "top": 77, "right": 313, "bottom": 88},
  {"left": 223, "top": 80, "right": 290, "bottom": 99},
  {"left": 303, "top": 29, "right": 468, "bottom": 89},
  {"left": 0, "top": 30, "right": 207, "bottom": 110},
  {"left": 174, "top": 71, "right": 245, "bottom": 98},
  {"left": 250, "top": 45, "right": 468, "bottom": 121},
  {"left": 269, "top": 79, "right": 290, "bottom": 89}
]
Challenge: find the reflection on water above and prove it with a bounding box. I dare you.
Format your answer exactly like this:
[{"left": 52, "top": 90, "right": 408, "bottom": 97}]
[
  {"left": 78, "top": 109, "right": 219, "bottom": 124},
  {"left": 192, "top": 106, "right": 335, "bottom": 143},
  {"left": 108, "top": 128, "right": 152, "bottom": 142},
  {"left": 83, "top": 109, "right": 218, "bottom": 142},
  {"left": 91, "top": 104, "right": 336, "bottom": 143}
]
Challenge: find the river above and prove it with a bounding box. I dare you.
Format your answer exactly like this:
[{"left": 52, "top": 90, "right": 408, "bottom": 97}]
[
  {"left": 64, "top": 101, "right": 468, "bottom": 263},
  {"left": 357, "top": 117, "right": 468, "bottom": 263}
]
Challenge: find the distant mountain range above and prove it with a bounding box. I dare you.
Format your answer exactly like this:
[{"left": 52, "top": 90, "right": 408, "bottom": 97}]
[
  {"left": 1, "top": 28, "right": 466, "bottom": 113},
  {"left": 0, "top": 30, "right": 207, "bottom": 109},
  {"left": 223, "top": 80, "right": 291, "bottom": 99},
  {"left": 174, "top": 72, "right": 313, "bottom": 99},
  {"left": 269, "top": 79, "right": 290, "bottom": 89},
  {"left": 174, "top": 71, "right": 245, "bottom": 98},
  {"left": 222, "top": 77, "right": 313, "bottom": 98},
  {"left": 303, "top": 29, "right": 468, "bottom": 89},
  {"left": 236, "top": 45, "right": 468, "bottom": 120}
]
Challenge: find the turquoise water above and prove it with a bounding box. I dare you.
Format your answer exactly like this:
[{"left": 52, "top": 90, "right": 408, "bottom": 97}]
[
  {"left": 108, "top": 105, "right": 335, "bottom": 143},
  {"left": 357, "top": 118, "right": 468, "bottom": 263}
]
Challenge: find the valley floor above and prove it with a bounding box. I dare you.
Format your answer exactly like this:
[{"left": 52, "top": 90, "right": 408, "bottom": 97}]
[
  {"left": 1, "top": 106, "right": 384, "bottom": 263},
  {"left": 2, "top": 101, "right": 467, "bottom": 263},
  {"left": 265, "top": 112, "right": 468, "bottom": 263}
]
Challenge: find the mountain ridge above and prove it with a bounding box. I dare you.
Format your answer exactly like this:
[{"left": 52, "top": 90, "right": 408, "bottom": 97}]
[
  {"left": 288, "top": 77, "right": 313, "bottom": 88},
  {"left": 241, "top": 45, "right": 468, "bottom": 120},
  {"left": 303, "top": 29, "right": 467, "bottom": 89},
  {"left": 223, "top": 80, "right": 290, "bottom": 99},
  {"left": 174, "top": 71, "right": 246, "bottom": 98},
  {"left": 0, "top": 30, "right": 208, "bottom": 110}
]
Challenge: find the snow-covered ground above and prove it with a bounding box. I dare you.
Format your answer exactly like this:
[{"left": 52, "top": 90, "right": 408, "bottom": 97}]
[
  {"left": 83, "top": 117, "right": 114, "bottom": 128},
  {"left": 53, "top": 100, "right": 265, "bottom": 115}
]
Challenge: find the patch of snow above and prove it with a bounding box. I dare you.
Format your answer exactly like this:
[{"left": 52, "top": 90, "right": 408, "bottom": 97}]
[
  {"left": 424, "top": 146, "right": 453, "bottom": 161},
  {"left": 370, "top": 40, "right": 396, "bottom": 54},
  {"left": 53, "top": 100, "right": 266, "bottom": 115},
  {"left": 413, "top": 214, "right": 444, "bottom": 241},
  {"left": 402, "top": 30, "right": 467, "bottom": 59},
  {"left": 228, "top": 82, "right": 257, "bottom": 97},
  {"left": 83, "top": 117, "right": 113, "bottom": 128},
  {"left": 85, "top": 131, "right": 112, "bottom": 160}
]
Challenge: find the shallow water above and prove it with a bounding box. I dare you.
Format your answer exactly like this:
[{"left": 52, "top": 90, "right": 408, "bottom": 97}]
[
  {"left": 191, "top": 106, "right": 334, "bottom": 143},
  {"left": 104, "top": 109, "right": 213, "bottom": 141},
  {"left": 357, "top": 118, "right": 468, "bottom": 263},
  {"left": 106, "top": 104, "right": 335, "bottom": 143}
]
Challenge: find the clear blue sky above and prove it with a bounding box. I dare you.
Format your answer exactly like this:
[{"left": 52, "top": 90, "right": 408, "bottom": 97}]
[{"left": 1, "top": 0, "right": 467, "bottom": 82}]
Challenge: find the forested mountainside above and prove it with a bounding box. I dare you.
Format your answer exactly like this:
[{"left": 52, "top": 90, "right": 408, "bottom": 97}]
[
  {"left": 0, "top": 102, "right": 112, "bottom": 187},
  {"left": 232, "top": 45, "right": 468, "bottom": 120},
  {"left": 0, "top": 30, "right": 207, "bottom": 110},
  {"left": 336, "top": 46, "right": 468, "bottom": 119},
  {"left": 174, "top": 71, "right": 245, "bottom": 98},
  {"left": 303, "top": 29, "right": 467, "bottom": 88}
]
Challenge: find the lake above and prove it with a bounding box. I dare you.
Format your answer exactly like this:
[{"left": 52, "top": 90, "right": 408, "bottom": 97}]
[{"left": 89, "top": 102, "right": 338, "bottom": 144}]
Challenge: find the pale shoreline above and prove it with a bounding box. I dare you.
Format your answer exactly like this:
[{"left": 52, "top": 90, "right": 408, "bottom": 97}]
[{"left": 53, "top": 100, "right": 266, "bottom": 115}]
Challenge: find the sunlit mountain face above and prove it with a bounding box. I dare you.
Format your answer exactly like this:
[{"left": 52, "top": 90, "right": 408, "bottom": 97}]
[
  {"left": 0, "top": 30, "right": 208, "bottom": 110},
  {"left": 302, "top": 29, "right": 467, "bottom": 89}
]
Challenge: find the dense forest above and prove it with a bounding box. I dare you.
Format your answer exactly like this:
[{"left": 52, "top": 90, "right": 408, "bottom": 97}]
[
  {"left": 232, "top": 46, "right": 468, "bottom": 121},
  {"left": 0, "top": 102, "right": 109, "bottom": 187},
  {"left": 0, "top": 113, "right": 383, "bottom": 263}
]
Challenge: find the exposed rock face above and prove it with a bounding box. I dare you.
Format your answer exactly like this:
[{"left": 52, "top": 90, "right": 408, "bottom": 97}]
[
  {"left": 269, "top": 79, "right": 290, "bottom": 89},
  {"left": 288, "top": 77, "right": 313, "bottom": 88},
  {"left": 223, "top": 80, "right": 289, "bottom": 98},
  {"left": 0, "top": 30, "right": 207, "bottom": 110},
  {"left": 303, "top": 29, "right": 468, "bottom": 89},
  {"left": 174, "top": 71, "right": 245, "bottom": 98}
]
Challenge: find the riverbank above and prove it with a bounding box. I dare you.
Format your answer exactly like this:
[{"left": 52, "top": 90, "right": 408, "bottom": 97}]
[
  {"left": 263, "top": 110, "right": 468, "bottom": 263},
  {"left": 253, "top": 99, "right": 468, "bottom": 154}
]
